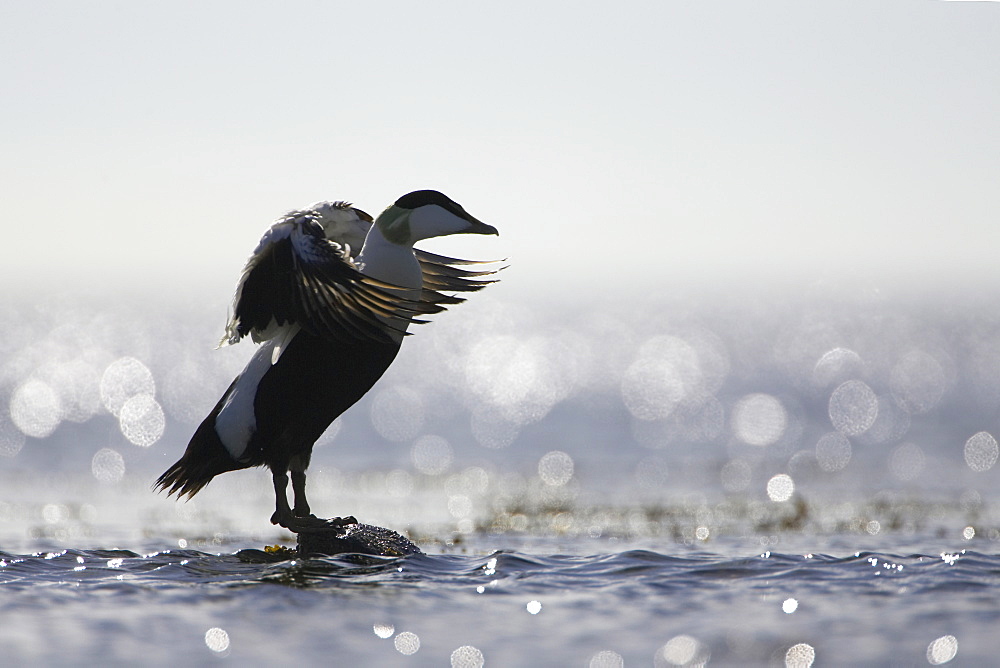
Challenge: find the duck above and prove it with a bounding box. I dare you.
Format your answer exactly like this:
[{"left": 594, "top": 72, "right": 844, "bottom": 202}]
[{"left": 155, "top": 190, "right": 500, "bottom": 531}]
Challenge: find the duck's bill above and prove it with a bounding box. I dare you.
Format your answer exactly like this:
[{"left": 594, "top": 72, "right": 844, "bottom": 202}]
[{"left": 464, "top": 216, "right": 499, "bottom": 236}]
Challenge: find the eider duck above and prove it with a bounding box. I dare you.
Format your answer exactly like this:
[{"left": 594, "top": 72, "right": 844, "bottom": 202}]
[{"left": 155, "top": 191, "right": 500, "bottom": 531}]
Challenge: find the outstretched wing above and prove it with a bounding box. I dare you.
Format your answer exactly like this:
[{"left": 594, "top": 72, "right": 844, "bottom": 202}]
[
  {"left": 222, "top": 213, "right": 448, "bottom": 347},
  {"left": 415, "top": 249, "right": 505, "bottom": 305}
]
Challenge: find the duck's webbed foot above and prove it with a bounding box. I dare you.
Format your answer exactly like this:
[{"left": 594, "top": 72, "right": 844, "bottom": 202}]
[
  {"left": 271, "top": 511, "right": 358, "bottom": 534},
  {"left": 295, "top": 514, "right": 359, "bottom": 533}
]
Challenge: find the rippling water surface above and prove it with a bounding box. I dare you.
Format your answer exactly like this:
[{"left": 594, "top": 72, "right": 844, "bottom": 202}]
[
  {"left": 2, "top": 538, "right": 997, "bottom": 665},
  {"left": 3, "top": 286, "right": 1000, "bottom": 665}
]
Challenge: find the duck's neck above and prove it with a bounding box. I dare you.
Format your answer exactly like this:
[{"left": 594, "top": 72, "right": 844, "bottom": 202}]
[{"left": 357, "top": 224, "right": 423, "bottom": 290}]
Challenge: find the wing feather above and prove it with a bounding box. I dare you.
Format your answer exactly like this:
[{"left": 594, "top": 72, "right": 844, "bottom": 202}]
[
  {"left": 224, "top": 213, "right": 431, "bottom": 346},
  {"left": 415, "top": 249, "right": 505, "bottom": 296},
  {"left": 415, "top": 249, "right": 505, "bottom": 266},
  {"left": 221, "top": 211, "right": 505, "bottom": 350}
]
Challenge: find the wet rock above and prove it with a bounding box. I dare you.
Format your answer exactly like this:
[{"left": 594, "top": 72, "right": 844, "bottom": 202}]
[{"left": 295, "top": 521, "right": 422, "bottom": 557}]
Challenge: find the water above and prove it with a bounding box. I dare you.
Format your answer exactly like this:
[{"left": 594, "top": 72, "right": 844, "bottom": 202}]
[
  {"left": 1, "top": 538, "right": 996, "bottom": 665},
  {"left": 3, "top": 283, "right": 1000, "bottom": 665}
]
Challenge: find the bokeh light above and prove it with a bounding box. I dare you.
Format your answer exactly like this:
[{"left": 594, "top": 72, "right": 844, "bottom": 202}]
[
  {"left": 119, "top": 393, "right": 165, "bottom": 447},
  {"left": 828, "top": 380, "right": 877, "bottom": 436},
  {"left": 91, "top": 448, "right": 125, "bottom": 483},
  {"left": 926, "top": 635, "right": 958, "bottom": 665},
  {"left": 963, "top": 432, "right": 998, "bottom": 472},
  {"left": 732, "top": 394, "right": 787, "bottom": 446},
  {"left": 538, "top": 451, "right": 574, "bottom": 487},
  {"left": 10, "top": 379, "right": 63, "bottom": 438},
  {"left": 100, "top": 357, "right": 155, "bottom": 417},
  {"left": 394, "top": 631, "right": 420, "bottom": 655},
  {"left": 204, "top": 627, "right": 230, "bottom": 653},
  {"left": 767, "top": 474, "right": 795, "bottom": 502},
  {"left": 655, "top": 634, "right": 708, "bottom": 667},
  {"left": 373, "top": 623, "right": 394, "bottom": 639},
  {"left": 812, "top": 347, "right": 865, "bottom": 389},
  {"left": 785, "top": 643, "right": 815, "bottom": 668},
  {"left": 450, "top": 645, "right": 485, "bottom": 668},
  {"left": 589, "top": 650, "right": 625, "bottom": 668}
]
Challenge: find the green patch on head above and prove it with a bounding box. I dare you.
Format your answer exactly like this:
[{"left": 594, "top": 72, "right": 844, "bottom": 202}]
[{"left": 376, "top": 205, "right": 411, "bottom": 245}]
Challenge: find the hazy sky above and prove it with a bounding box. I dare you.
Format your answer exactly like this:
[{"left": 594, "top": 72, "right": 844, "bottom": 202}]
[{"left": 2, "top": 1, "right": 998, "bottom": 301}]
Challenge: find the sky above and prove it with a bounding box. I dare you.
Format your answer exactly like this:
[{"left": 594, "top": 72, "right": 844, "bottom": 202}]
[{"left": 1, "top": 1, "right": 998, "bottom": 303}]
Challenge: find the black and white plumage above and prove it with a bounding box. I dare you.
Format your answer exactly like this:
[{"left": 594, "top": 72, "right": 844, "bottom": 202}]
[{"left": 155, "top": 191, "right": 500, "bottom": 531}]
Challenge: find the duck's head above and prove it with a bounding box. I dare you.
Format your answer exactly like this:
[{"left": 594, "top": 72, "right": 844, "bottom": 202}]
[{"left": 376, "top": 190, "right": 498, "bottom": 245}]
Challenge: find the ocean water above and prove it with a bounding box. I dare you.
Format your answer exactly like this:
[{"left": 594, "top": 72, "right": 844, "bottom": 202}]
[{"left": 2, "top": 282, "right": 1000, "bottom": 666}]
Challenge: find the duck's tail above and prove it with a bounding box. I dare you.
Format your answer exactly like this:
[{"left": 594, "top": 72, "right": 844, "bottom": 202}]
[{"left": 154, "top": 417, "right": 245, "bottom": 499}]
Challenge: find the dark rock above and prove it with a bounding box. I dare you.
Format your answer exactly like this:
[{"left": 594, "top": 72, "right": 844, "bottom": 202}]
[{"left": 296, "top": 521, "right": 422, "bottom": 557}]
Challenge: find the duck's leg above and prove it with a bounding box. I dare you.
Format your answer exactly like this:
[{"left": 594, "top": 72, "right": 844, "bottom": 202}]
[
  {"left": 268, "top": 461, "right": 356, "bottom": 533},
  {"left": 290, "top": 469, "right": 311, "bottom": 517},
  {"left": 269, "top": 469, "right": 295, "bottom": 528}
]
